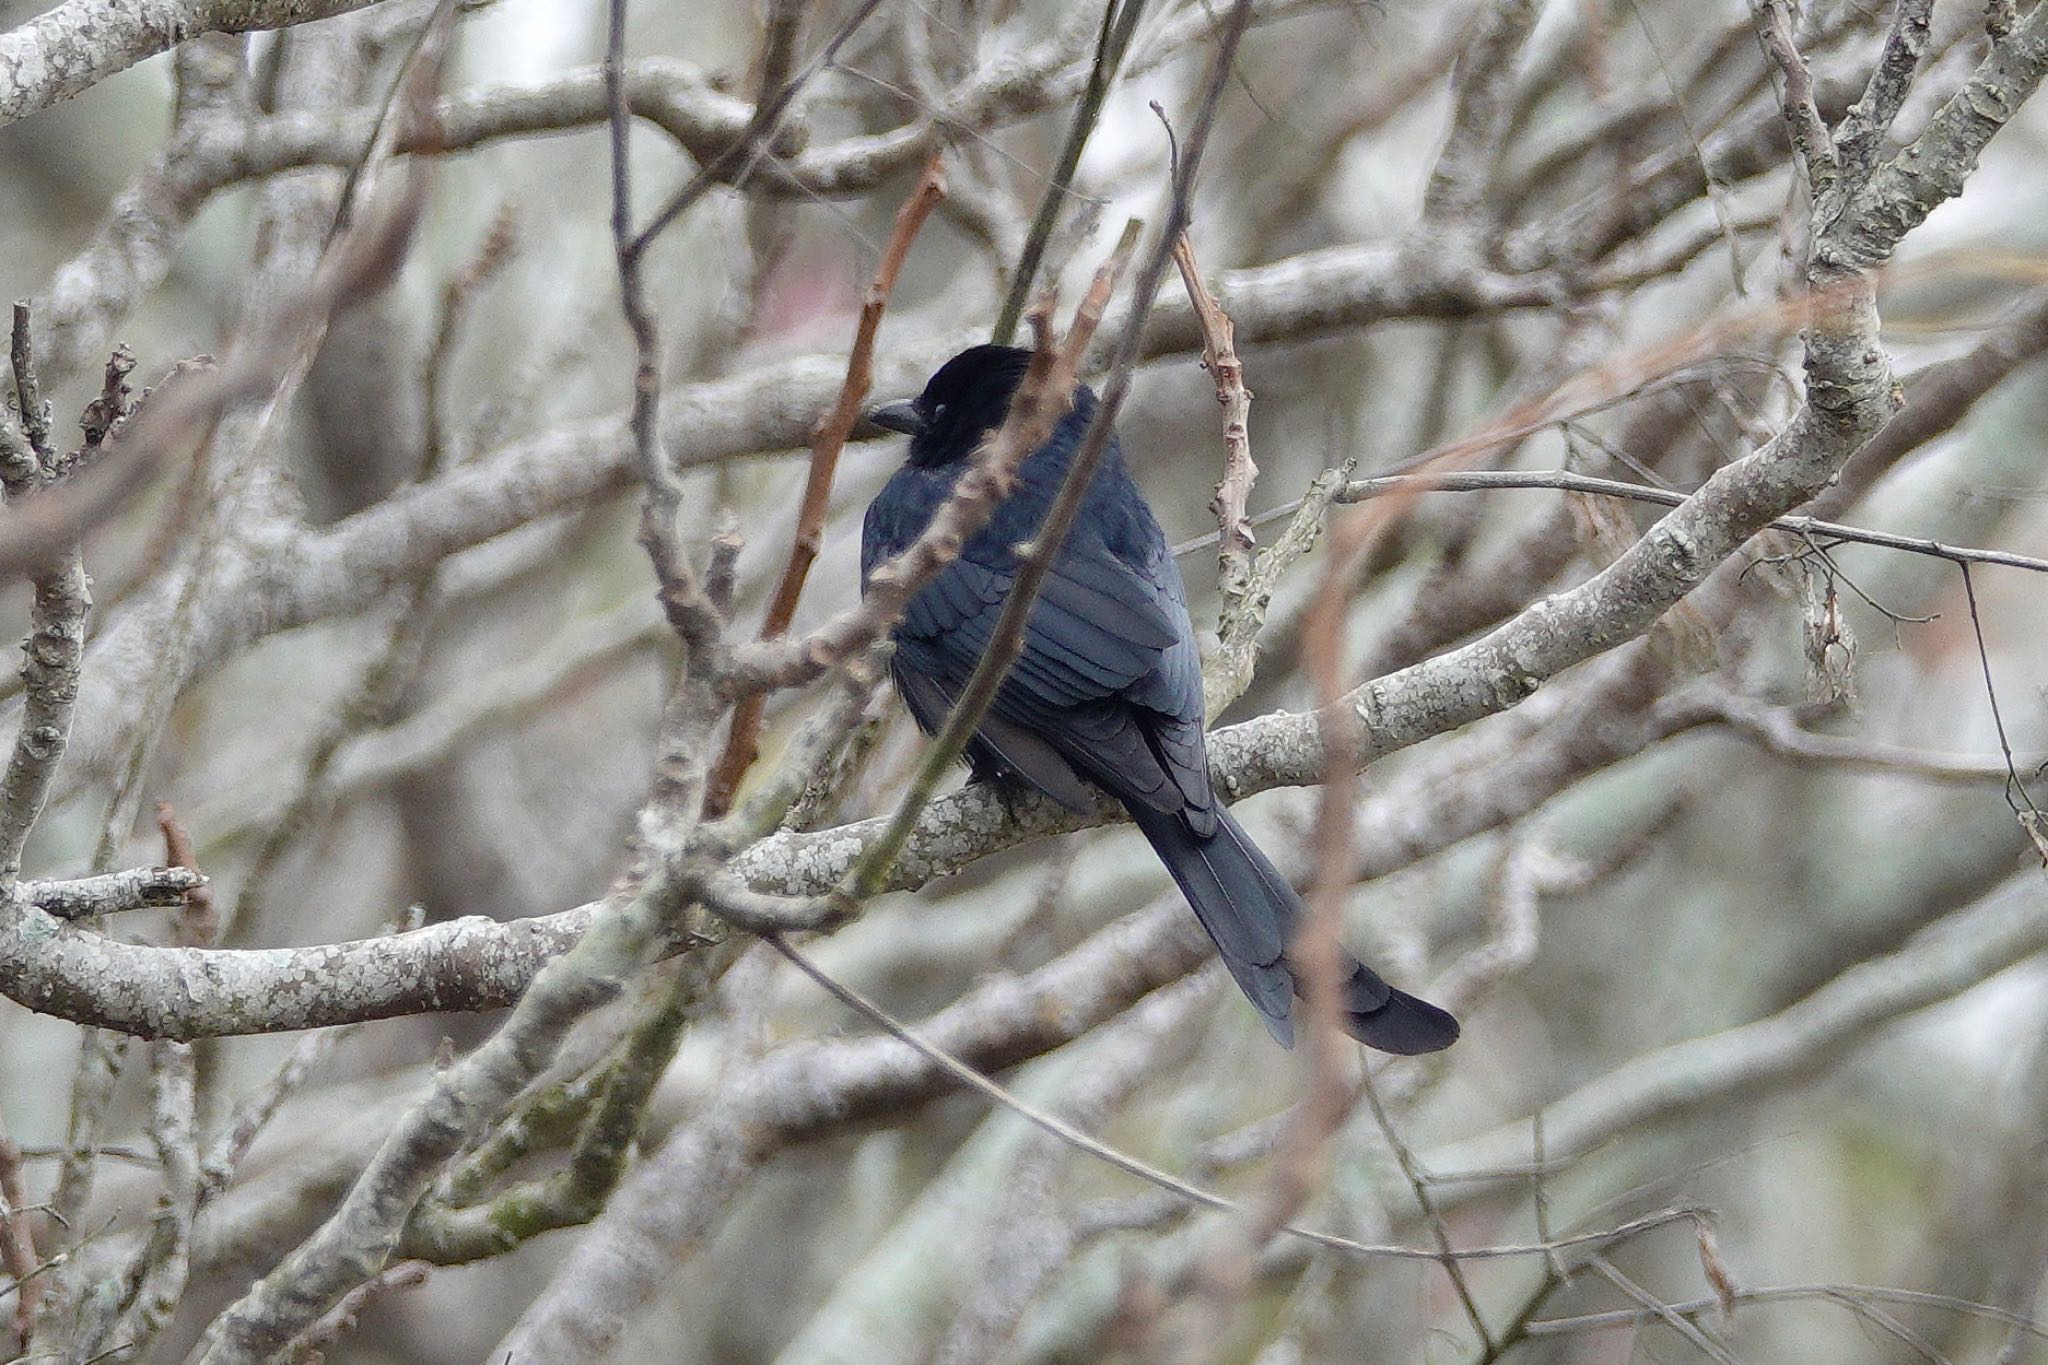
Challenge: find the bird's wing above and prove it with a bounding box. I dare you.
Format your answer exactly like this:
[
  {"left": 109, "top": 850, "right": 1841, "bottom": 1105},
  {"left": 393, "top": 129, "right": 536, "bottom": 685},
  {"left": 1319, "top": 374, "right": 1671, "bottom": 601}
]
[
  {"left": 891, "top": 663, "right": 1099, "bottom": 813},
  {"left": 896, "top": 540, "right": 1215, "bottom": 824},
  {"left": 899, "top": 547, "right": 1172, "bottom": 701}
]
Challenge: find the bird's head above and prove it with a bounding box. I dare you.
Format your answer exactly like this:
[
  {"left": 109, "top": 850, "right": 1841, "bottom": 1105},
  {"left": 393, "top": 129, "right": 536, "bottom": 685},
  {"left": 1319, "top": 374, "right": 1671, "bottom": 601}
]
[{"left": 868, "top": 344, "right": 1036, "bottom": 469}]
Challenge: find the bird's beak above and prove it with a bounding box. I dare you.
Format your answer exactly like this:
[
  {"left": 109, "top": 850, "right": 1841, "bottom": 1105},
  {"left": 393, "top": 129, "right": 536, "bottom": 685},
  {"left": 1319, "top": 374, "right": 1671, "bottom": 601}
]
[{"left": 867, "top": 398, "right": 924, "bottom": 436}]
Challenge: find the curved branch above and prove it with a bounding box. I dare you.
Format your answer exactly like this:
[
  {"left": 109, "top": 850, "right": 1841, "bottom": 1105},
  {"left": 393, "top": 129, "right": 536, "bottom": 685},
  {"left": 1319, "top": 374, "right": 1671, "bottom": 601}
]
[{"left": 0, "top": 0, "right": 381, "bottom": 128}]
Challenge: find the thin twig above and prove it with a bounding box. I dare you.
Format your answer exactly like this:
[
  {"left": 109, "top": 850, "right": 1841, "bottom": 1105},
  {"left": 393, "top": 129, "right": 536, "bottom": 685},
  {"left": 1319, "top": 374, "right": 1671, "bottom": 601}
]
[
  {"left": 703, "top": 152, "right": 946, "bottom": 815},
  {"left": 1169, "top": 232, "right": 1257, "bottom": 613},
  {"left": 0, "top": 1124, "right": 39, "bottom": 1341},
  {"left": 421, "top": 202, "right": 518, "bottom": 476},
  {"left": 993, "top": 0, "right": 1146, "bottom": 345},
  {"left": 1531, "top": 1281, "right": 2048, "bottom": 1341},
  {"left": 1588, "top": 1252, "right": 1745, "bottom": 1364},
  {"left": 1750, "top": 0, "right": 1839, "bottom": 196},
  {"left": 1957, "top": 561, "right": 2041, "bottom": 823},
  {"left": 1689, "top": 686, "right": 2039, "bottom": 783},
  {"left": 1363, "top": 1071, "right": 1495, "bottom": 1353},
  {"left": 1331, "top": 468, "right": 2048, "bottom": 575},
  {"left": 605, "top": 0, "right": 722, "bottom": 661},
  {"left": 765, "top": 932, "right": 1703, "bottom": 1266}
]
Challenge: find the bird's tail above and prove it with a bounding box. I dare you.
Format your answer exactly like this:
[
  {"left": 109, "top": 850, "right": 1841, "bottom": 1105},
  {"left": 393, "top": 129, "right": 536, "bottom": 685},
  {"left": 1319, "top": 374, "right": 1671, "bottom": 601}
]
[{"left": 1125, "top": 803, "right": 1459, "bottom": 1055}]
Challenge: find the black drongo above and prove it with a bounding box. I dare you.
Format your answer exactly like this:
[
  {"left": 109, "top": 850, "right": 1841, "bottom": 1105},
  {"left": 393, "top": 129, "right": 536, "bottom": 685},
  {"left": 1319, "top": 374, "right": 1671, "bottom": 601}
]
[{"left": 862, "top": 345, "right": 1458, "bottom": 1054}]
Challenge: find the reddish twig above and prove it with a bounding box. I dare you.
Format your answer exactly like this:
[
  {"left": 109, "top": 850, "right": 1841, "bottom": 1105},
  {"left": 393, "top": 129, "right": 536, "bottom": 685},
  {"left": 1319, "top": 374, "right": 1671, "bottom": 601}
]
[
  {"left": 840, "top": 220, "right": 1143, "bottom": 898},
  {"left": 704, "top": 152, "right": 946, "bottom": 816},
  {"left": 155, "top": 801, "right": 217, "bottom": 949},
  {"left": 1169, "top": 232, "right": 1257, "bottom": 611},
  {"left": 0, "top": 1124, "right": 38, "bottom": 1342},
  {"left": 1153, "top": 400, "right": 1376, "bottom": 1352},
  {"left": 720, "top": 240, "right": 1121, "bottom": 704}
]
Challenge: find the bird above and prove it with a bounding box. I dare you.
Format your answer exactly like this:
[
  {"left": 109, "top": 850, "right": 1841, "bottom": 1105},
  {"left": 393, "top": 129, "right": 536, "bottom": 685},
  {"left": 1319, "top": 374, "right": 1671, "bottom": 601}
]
[{"left": 861, "top": 345, "right": 1459, "bottom": 1055}]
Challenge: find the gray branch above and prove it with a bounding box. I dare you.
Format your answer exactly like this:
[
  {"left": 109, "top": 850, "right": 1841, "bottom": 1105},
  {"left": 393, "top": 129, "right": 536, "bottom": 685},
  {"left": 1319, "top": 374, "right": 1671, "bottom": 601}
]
[
  {"left": 19, "top": 865, "right": 203, "bottom": 919},
  {"left": 1424, "top": 872, "right": 2048, "bottom": 1182},
  {"left": 0, "top": 0, "right": 382, "bottom": 128}
]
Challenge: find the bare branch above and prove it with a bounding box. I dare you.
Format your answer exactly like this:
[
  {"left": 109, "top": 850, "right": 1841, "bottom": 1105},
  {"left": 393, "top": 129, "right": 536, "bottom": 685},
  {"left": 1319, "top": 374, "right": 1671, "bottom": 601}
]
[
  {"left": 1427, "top": 872, "right": 2048, "bottom": 1182},
  {"left": 1831, "top": 2, "right": 2048, "bottom": 269},
  {"left": 703, "top": 152, "right": 946, "bottom": 815},
  {"left": 1832, "top": 0, "right": 1934, "bottom": 187},
  {"left": 1751, "top": 0, "right": 1841, "bottom": 195},
  {"left": 1422, "top": 0, "right": 1543, "bottom": 229},
  {"left": 1337, "top": 466, "right": 2048, "bottom": 575},
  {"left": 18, "top": 866, "right": 203, "bottom": 919},
  {"left": 1170, "top": 232, "right": 1259, "bottom": 617},
  {"left": 0, "top": 0, "right": 383, "bottom": 128},
  {"left": 0, "top": 1123, "right": 40, "bottom": 1341}
]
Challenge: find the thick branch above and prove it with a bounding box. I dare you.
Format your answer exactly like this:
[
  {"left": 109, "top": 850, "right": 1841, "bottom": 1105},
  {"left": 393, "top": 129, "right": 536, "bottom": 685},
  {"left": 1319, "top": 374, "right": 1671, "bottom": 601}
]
[{"left": 0, "top": 0, "right": 381, "bottom": 127}]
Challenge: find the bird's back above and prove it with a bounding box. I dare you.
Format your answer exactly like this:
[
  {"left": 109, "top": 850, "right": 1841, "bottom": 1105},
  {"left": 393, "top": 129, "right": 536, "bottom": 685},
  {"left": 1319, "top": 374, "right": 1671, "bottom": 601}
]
[{"left": 861, "top": 391, "right": 1214, "bottom": 827}]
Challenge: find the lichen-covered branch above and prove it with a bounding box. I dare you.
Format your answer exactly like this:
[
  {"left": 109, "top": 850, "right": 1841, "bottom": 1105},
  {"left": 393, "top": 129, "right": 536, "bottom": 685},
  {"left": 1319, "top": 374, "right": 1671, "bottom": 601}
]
[{"left": 0, "top": 0, "right": 382, "bottom": 128}]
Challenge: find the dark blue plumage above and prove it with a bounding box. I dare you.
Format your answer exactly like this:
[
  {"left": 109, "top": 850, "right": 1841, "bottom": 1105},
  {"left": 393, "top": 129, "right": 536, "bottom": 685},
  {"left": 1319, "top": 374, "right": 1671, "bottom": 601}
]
[{"left": 862, "top": 345, "right": 1458, "bottom": 1054}]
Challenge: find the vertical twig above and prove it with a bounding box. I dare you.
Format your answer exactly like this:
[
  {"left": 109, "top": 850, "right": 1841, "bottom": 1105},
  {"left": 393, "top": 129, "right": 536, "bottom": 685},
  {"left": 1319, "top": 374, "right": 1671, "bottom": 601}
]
[
  {"left": 1169, "top": 232, "right": 1257, "bottom": 615},
  {"left": 605, "top": 0, "right": 722, "bottom": 664},
  {"left": 9, "top": 305, "right": 50, "bottom": 466},
  {"left": 993, "top": 0, "right": 1147, "bottom": 345},
  {"left": 156, "top": 802, "right": 217, "bottom": 948},
  {"left": 703, "top": 152, "right": 947, "bottom": 815},
  {"left": 1957, "top": 562, "right": 2043, "bottom": 841},
  {"left": 1750, "top": 0, "right": 1840, "bottom": 196},
  {"left": 0, "top": 308, "right": 90, "bottom": 881},
  {"left": 0, "top": 1123, "right": 39, "bottom": 1342},
  {"left": 1362, "top": 1071, "right": 1495, "bottom": 1353},
  {"left": 101, "top": 1036, "right": 200, "bottom": 1360}
]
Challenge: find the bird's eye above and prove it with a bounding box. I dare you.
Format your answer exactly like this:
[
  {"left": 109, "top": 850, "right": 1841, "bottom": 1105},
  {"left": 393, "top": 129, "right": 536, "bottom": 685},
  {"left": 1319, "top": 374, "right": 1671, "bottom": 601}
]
[{"left": 929, "top": 403, "right": 947, "bottom": 422}]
